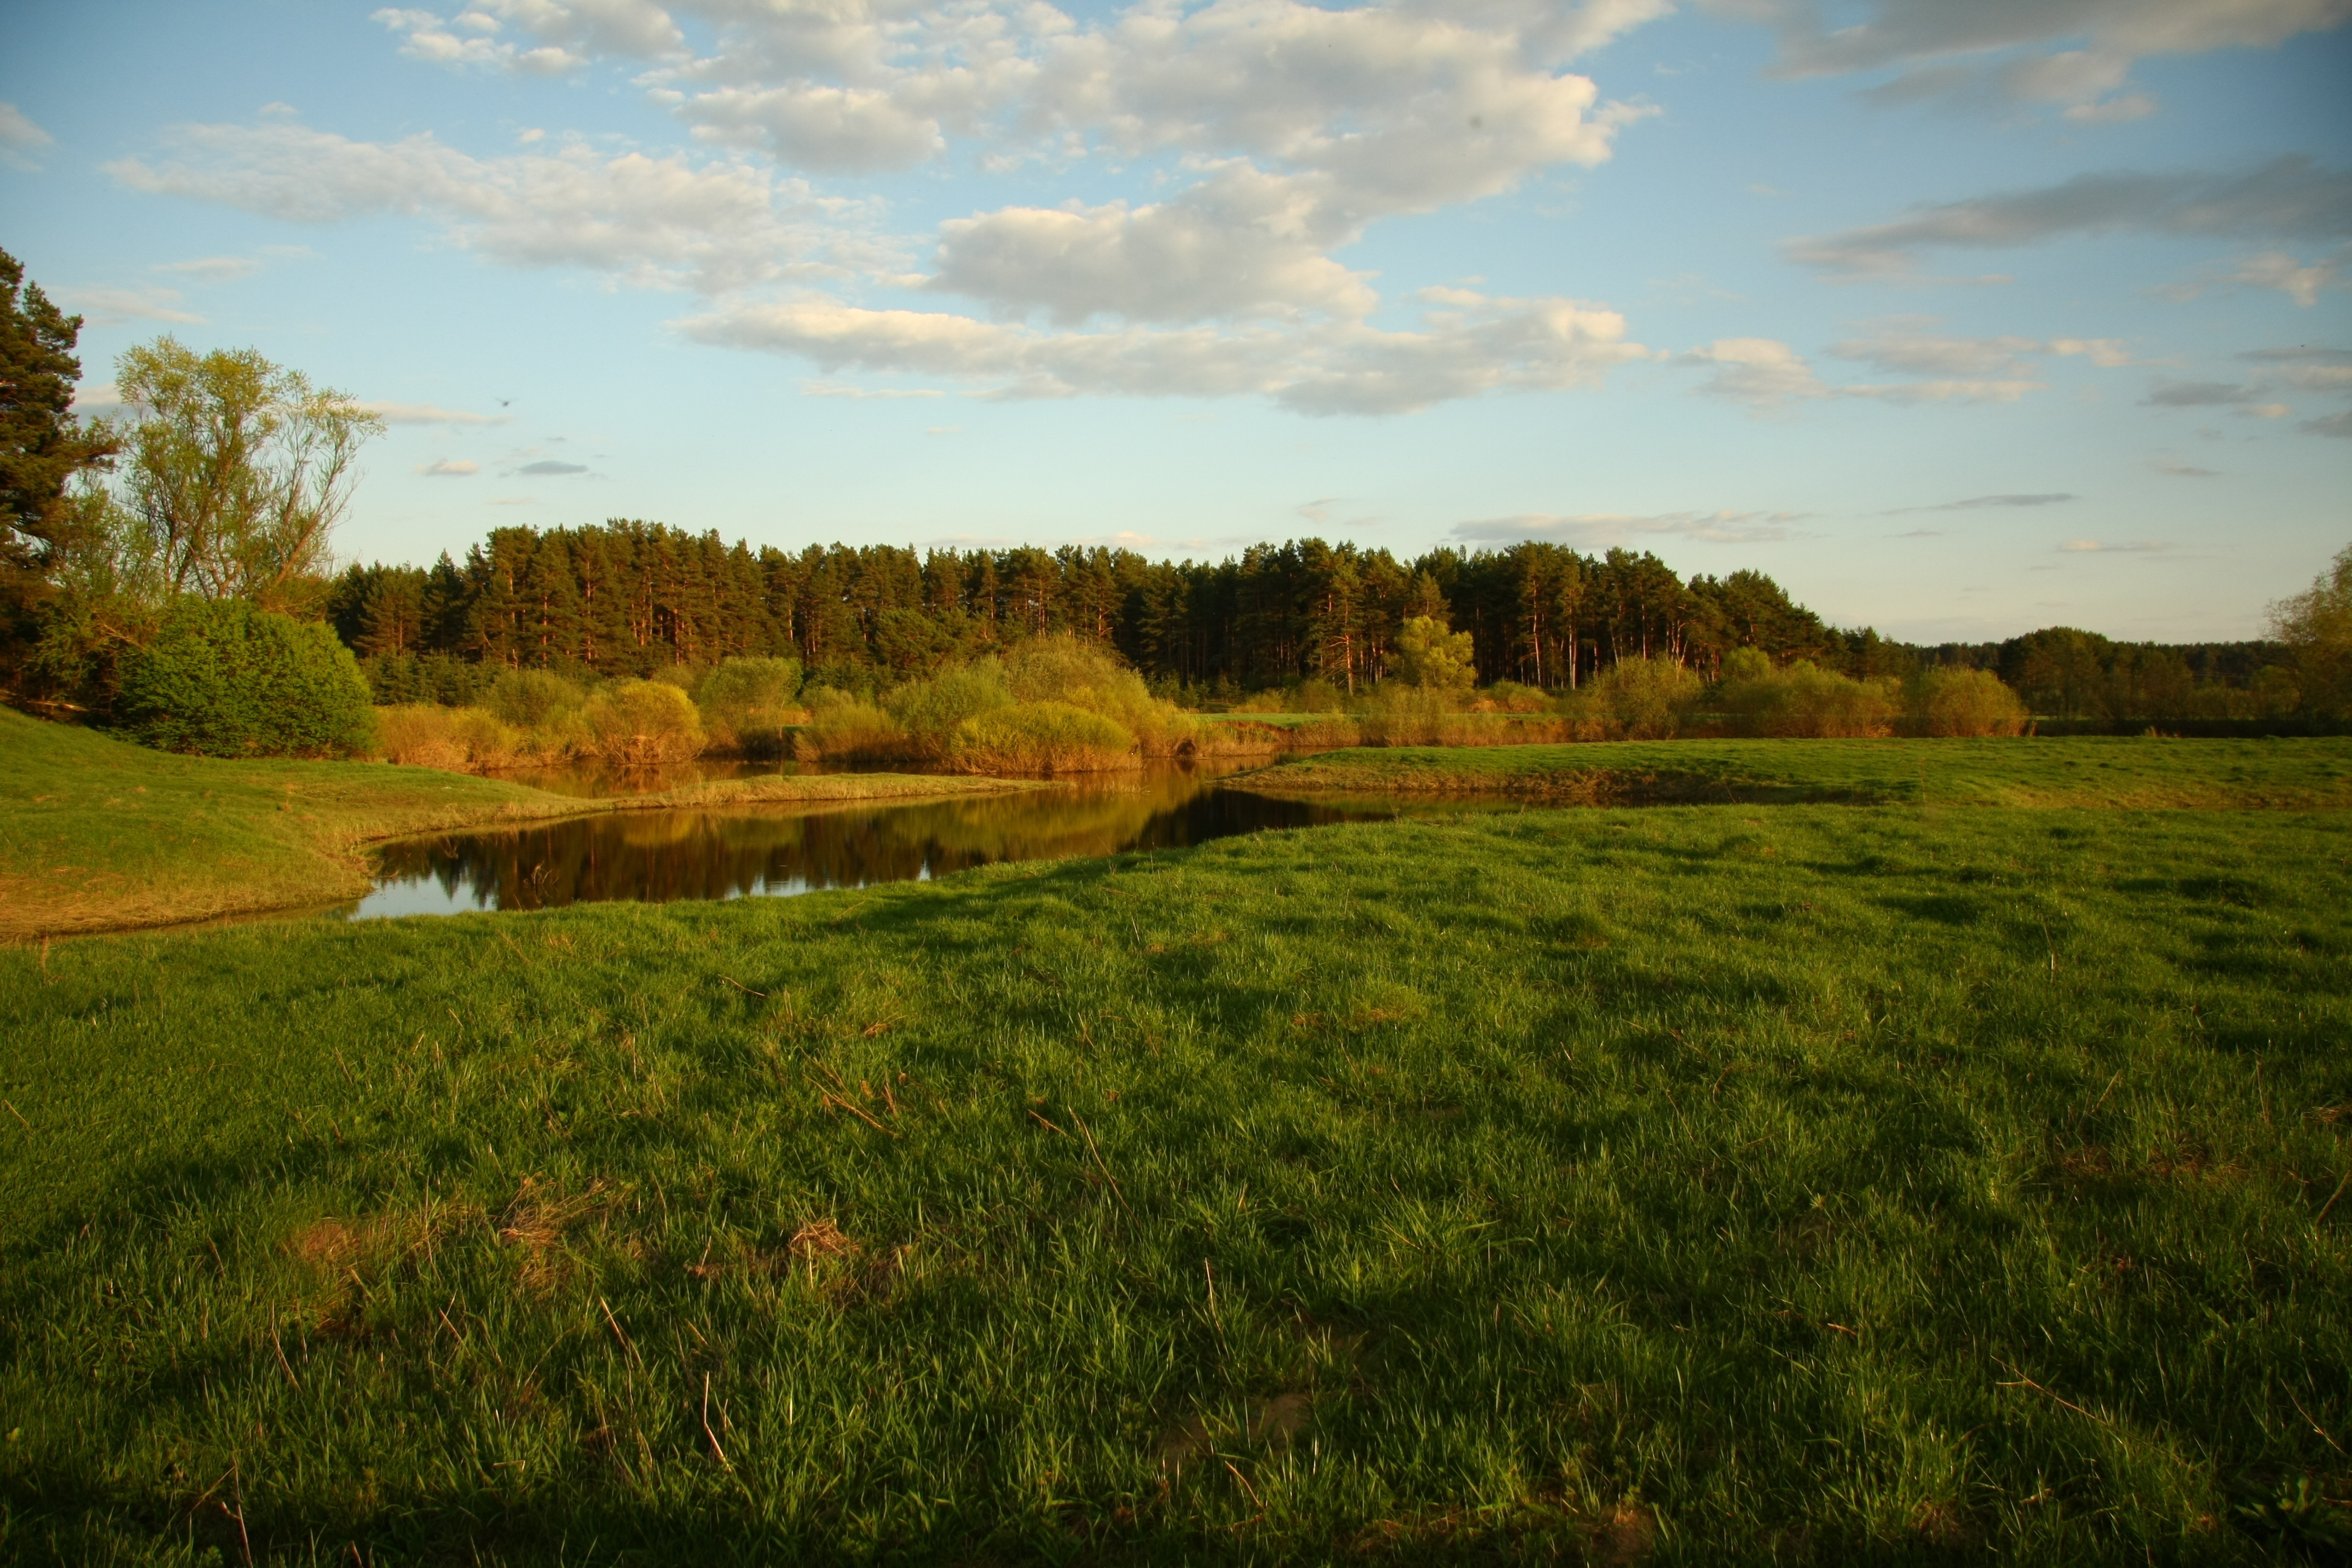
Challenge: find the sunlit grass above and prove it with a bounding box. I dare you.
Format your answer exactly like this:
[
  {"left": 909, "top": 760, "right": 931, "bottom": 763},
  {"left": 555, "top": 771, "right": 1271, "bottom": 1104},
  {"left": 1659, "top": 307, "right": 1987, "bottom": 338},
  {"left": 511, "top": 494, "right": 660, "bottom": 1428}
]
[{"left": 4, "top": 803, "right": 2347, "bottom": 1562}]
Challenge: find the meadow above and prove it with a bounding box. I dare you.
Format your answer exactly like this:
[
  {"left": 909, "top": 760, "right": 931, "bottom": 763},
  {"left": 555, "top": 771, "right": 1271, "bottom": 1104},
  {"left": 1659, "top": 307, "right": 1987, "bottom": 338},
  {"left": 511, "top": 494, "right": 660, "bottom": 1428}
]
[{"left": 2, "top": 735, "right": 2348, "bottom": 1563}]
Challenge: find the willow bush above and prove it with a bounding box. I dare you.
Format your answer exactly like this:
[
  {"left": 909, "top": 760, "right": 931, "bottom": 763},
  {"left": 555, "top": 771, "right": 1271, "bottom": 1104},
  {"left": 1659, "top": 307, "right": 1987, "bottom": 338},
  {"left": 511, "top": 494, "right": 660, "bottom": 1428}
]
[
  {"left": 114, "top": 598, "right": 376, "bottom": 759},
  {"left": 584, "top": 680, "right": 705, "bottom": 766}
]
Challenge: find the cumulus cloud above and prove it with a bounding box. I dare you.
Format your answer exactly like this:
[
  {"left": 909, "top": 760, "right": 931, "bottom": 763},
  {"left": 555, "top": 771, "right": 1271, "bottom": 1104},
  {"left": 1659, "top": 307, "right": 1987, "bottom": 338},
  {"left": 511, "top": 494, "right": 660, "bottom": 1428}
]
[
  {"left": 675, "top": 82, "right": 946, "bottom": 173},
  {"left": 354, "top": 399, "right": 512, "bottom": 424},
  {"left": 1723, "top": 0, "right": 2351, "bottom": 120},
  {"left": 0, "top": 100, "right": 53, "bottom": 168},
  {"left": 62, "top": 286, "right": 205, "bottom": 325},
  {"left": 514, "top": 458, "right": 590, "bottom": 474},
  {"left": 373, "top": 1, "right": 683, "bottom": 74},
  {"left": 929, "top": 165, "right": 1377, "bottom": 324},
  {"left": 1452, "top": 508, "right": 1806, "bottom": 545},
  {"left": 417, "top": 458, "right": 482, "bottom": 475},
  {"left": 681, "top": 287, "right": 1648, "bottom": 416},
  {"left": 1788, "top": 157, "right": 2352, "bottom": 279},
  {"left": 105, "top": 117, "right": 886, "bottom": 294}
]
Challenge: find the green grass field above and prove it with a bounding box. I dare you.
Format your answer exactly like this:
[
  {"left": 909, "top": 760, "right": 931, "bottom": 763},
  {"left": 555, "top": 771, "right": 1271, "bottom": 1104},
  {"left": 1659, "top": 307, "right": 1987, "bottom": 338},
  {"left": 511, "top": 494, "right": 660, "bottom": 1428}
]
[
  {"left": 4, "top": 785, "right": 2347, "bottom": 1561},
  {"left": 1246, "top": 737, "right": 2352, "bottom": 809},
  {"left": 0, "top": 711, "right": 1036, "bottom": 938}
]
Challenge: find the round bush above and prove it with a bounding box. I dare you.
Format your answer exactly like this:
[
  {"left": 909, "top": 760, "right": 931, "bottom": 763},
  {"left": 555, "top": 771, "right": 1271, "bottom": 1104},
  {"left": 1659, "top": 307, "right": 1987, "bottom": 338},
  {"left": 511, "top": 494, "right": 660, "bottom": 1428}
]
[
  {"left": 585, "top": 679, "right": 706, "bottom": 766},
  {"left": 116, "top": 598, "right": 376, "bottom": 757},
  {"left": 948, "top": 700, "right": 1134, "bottom": 773},
  {"left": 1910, "top": 667, "right": 2030, "bottom": 737}
]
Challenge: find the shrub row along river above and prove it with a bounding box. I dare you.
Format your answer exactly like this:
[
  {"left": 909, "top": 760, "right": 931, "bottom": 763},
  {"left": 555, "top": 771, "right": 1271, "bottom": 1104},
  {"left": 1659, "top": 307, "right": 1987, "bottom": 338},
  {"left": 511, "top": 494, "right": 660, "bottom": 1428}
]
[{"left": 353, "top": 764, "right": 1497, "bottom": 919}]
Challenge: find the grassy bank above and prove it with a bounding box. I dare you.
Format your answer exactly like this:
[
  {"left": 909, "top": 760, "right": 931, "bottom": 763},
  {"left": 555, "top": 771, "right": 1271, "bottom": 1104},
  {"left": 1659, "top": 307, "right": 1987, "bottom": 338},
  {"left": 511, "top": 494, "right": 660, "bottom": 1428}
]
[
  {"left": 3, "top": 805, "right": 2347, "bottom": 1563},
  {"left": 0, "top": 710, "right": 1039, "bottom": 938},
  {"left": 1246, "top": 736, "right": 2352, "bottom": 809}
]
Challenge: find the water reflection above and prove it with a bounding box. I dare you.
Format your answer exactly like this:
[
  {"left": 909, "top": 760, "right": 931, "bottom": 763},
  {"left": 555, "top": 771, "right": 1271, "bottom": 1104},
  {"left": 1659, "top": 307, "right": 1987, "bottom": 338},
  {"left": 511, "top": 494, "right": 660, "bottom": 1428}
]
[{"left": 353, "top": 768, "right": 1439, "bottom": 918}]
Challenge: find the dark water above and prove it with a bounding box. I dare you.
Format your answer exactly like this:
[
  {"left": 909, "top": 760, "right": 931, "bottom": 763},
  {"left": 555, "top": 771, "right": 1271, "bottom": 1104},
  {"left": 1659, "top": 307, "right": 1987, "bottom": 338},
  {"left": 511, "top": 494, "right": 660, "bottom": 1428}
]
[{"left": 352, "top": 767, "right": 1444, "bottom": 919}]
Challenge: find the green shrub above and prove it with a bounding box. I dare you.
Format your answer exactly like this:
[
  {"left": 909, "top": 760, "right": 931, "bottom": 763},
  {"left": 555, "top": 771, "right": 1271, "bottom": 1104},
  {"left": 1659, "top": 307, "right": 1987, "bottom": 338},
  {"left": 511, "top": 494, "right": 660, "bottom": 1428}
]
[
  {"left": 1480, "top": 680, "right": 1550, "bottom": 714},
  {"left": 696, "top": 656, "right": 805, "bottom": 754},
  {"left": 884, "top": 661, "right": 1014, "bottom": 756},
  {"left": 1586, "top": 655, "right": 1705, "bottom": 740},
  {"left": 485, "top": 668, "right": 587, "bottom": 728},
  {"left": 947, "top": 700, "right": 1134, "bottom": 772},
  {"left": 1907, "top": 667, "right": 2030, "bottom": 737},
  {"left": 1004, "top": 636, "right": 1193, "bottom": 753},
  {"left": 584, "top": 679, "right": 705, "bottom": 766},
  {"left": 114, "top": 598, "right": 376, "bottom": 757},
  {"left": 374, "top": 703, "right": 526, "bottom": 770},
  {"left": 1716, "top": 656, "right": 1897, "bottom": 739},
  {"left": 794, "top": 693, "right": 910, "bottom": 763}
]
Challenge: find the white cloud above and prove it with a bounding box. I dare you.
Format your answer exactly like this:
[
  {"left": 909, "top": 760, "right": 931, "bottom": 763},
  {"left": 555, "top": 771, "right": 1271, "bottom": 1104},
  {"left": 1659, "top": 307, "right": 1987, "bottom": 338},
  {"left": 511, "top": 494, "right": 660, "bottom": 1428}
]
[
  {"left": 62, "top": 286, "right": 205, "bottom": 325},
  {"left": 2058, "top": 538, "right": 2169, "bottom": 552},
  {"left": 0, "top": 100, "right": 52, "bottom": 169},
  {"left": 677, "top": 82, "right": 946, "bottom": 172},
  {"left": 2048, "top": 337, "right": 2135, "bottom": 367},
  {"left": 356, "top": 399, "right": 512, "bottom": 424},
  {"left": 681, "top": 287, "right": 1648, "bottom": 416},
  {"left": 1452, "top": 508, "right": 1806, "bottom": 545},
  {"left": 70, "top": 382, "right": 123, "bottom": 415},
  {"left": 417, "top": 458, "right": 482, "bottom": 475},
  {"left": 1788, "top": 157, "right": 2352, "bottom": 279},
  {"left": 373, "top": 1, "right": 682, "bottom": 73},
  {"left": 1679, "top": 337, "right": 1830, "bottom": 408},
  {"left": 105, "top": 118, "right": 887, "bottom": 294},
  {"left": 1682, "top": 322, "right": 2138, "bottom": 410},
  {"left": 928, "top": 164, "right": 1377, "bottom": 324},
  {"left": 2231, "top": 249, "right": 2342, "bottom": 305},
  {"left": 1723, "top": 0, "right": 2351, "bottom": 120}
]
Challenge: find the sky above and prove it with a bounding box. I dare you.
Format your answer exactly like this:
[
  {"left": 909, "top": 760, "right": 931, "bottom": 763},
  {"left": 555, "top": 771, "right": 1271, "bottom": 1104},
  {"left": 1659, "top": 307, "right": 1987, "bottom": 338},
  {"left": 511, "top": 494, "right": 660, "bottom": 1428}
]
[{"left": 4, "top": 0, "right": 2349, "bottom": 644}]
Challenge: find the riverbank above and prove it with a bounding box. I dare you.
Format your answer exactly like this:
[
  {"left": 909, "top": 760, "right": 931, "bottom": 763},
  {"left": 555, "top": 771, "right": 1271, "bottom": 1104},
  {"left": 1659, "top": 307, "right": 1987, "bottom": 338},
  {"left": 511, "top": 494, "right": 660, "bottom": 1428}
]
[
  {"left": 1244, "top": 735, "right": 2352, "bottom": 809},
  {"left": 0, "top": 710, "right": 1044, "bottom": 939},
  {"left": 3, "top": 804, "right": 2345, "bottom": 1561}
]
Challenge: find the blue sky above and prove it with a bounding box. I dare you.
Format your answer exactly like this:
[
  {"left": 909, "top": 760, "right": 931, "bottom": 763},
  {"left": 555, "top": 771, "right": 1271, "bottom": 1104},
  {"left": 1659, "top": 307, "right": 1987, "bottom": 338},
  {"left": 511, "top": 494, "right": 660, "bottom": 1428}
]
[{"left": 4, "top": 0, "right": 2348, "bottom": 642}]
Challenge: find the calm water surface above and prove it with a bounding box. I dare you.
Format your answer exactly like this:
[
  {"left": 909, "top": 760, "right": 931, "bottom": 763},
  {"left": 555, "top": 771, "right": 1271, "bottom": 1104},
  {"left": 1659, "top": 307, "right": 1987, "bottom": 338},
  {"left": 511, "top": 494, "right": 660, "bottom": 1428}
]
[{"left": 353, "top": 765, "right": 1467, "bottom": 919}]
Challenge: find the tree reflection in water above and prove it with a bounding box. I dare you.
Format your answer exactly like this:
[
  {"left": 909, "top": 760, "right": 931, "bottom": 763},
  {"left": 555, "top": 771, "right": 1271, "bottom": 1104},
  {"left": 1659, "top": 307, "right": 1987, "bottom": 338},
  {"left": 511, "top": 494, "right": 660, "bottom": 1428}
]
[{"left": 354, "top": 768, "right": 1416, "bottom": 917}]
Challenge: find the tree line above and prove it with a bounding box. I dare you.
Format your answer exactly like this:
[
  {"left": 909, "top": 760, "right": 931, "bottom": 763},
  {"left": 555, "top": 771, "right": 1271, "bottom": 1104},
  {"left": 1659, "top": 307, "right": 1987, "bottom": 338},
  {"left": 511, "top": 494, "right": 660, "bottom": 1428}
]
[
  {"left": 327, "top": 523, "right": 1881, "bottom": 696},
  {"left": 326, "top": 521, "right": 2301, "bottom": 722}
]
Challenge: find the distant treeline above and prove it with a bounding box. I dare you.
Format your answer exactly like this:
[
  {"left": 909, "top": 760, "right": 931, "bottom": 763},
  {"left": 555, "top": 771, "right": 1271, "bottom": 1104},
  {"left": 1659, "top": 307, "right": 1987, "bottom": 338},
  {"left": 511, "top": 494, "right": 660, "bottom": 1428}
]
[{"left": 328, "top": 521, "right": 2296, "bottom": 722}]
